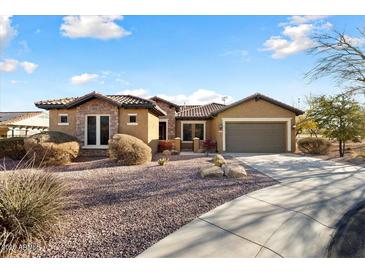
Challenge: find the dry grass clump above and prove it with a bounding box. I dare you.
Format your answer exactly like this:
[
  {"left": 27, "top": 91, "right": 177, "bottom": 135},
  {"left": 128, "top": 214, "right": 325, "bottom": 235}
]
[
  {"left": 24, "top": 131, "right": 80, "bottom": 166},
  {"left": 353, "top": 150, "right": 365, "bottom": 158},
  {"left": 0, "top": 137, "right": 26, "bottom": 160},
  {"left": 297, "top": 137, "right": 332, "bottom": 155},
  {"left": 0, "top": 166, "right": 66, "bottom": 256},
  {"left": 108, "top": 134, "right": 152, "bottom": 165}
]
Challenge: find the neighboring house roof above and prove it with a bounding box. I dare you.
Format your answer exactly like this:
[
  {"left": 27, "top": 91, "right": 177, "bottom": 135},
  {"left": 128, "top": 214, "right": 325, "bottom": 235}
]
[
  {"left": 150, "top": 96, "right": 180, "bottom": 109},
  {"left": 35, "top": 91, "right": 166, "bottom": 116},
  {"left": 211, "top": 93, "right": 305, "bottom": 116},
  {"left": 176, "top": 103, "right": 226, "bottom": 119},
  {"left": 0, "top": 111, "right": 44, "bottom": 126}
]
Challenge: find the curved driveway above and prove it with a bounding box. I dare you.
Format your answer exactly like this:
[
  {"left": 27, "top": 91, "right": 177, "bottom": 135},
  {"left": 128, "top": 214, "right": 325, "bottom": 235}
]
[{"left": 138, "top": 154, "right": 365, "bottom": 258}]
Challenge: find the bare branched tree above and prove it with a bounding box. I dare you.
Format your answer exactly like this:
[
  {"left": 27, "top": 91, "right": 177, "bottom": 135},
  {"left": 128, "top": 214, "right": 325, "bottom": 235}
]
[{"left": 306, "top": 29, "right": 365, "bottom": 95}]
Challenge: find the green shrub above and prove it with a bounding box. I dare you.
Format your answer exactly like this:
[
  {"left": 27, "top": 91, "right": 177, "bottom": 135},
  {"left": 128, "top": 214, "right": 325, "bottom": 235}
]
[
  {"left": 297, "top": 137, "right": 331, "bottom": 155},
  {"left": 108, "top": 134, "right": 152, "bottom": 165},
  {"left": 157, "top": 158, "right": 168, "bottom": 166},
  {"left": 0, "top": 137, "right": 26, "bottom": 160},
  {"left": 24, "top": 131, "right": 80, "bottom": 166},
  {"left": 0, "top": 168, "right": 66, "bottom": 256}
]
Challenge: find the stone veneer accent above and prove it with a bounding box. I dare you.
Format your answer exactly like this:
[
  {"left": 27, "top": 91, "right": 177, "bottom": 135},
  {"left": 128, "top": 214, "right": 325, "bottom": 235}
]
[
  {"left": 75, "top": 98, "right": 119, "bottom": 145},
  {"left": 152, "top": 99, "right": 177, "bottom": 139}
]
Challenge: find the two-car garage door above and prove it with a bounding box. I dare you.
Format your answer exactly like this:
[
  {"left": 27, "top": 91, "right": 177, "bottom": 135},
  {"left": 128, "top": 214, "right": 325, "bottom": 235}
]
[{"left": 225, "top": 122, "right": 286, "bottom": 153}]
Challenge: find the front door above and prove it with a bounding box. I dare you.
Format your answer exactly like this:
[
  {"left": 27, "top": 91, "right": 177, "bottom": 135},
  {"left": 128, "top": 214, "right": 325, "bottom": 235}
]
[
  {"left": 86, "top": 115, "right": 110, "bottom": 147},
  {"left": 159, "top": 121, "right": 167, "bottom": 140}
]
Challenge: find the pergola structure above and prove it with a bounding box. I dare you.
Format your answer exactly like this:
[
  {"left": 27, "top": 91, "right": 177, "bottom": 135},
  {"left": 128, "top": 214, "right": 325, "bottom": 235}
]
[{"left": 0, "top": 112, "right": 49, "bottom": 138}]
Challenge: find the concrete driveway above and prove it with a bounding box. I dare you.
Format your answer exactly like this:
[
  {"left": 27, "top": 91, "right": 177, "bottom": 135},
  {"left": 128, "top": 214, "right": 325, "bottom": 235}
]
[{"left": 138, "top": 154, "right": 365, "bottom": 258}]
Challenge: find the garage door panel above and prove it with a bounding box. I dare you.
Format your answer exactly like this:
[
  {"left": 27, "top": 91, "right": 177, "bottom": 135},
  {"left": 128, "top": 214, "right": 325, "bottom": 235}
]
[{"left": 225, "top": 123, "right": 286, "bottom": 153}]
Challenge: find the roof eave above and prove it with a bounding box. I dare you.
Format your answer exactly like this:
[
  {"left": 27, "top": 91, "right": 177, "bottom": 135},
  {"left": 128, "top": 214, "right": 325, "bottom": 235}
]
[
  {"left": 176, "top": 116, "right": 211, "bottom": 120},
  {"left": 211, "top": 93, "right": 305, "bottom": 116},
  {"left": 35, "top": 103, "right": 66, "bottom": 110}
]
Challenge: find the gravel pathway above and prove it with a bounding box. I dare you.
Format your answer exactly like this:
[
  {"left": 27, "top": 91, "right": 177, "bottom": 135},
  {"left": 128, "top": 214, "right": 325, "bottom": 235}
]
[{"left": 15, "top": 155, "right": 277, "bottom": 257}]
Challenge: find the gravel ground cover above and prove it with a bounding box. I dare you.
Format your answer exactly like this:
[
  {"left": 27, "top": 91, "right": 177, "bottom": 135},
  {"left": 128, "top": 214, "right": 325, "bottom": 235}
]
[{"left": 5, "top": 154, "right": 278, "bottom": 258}]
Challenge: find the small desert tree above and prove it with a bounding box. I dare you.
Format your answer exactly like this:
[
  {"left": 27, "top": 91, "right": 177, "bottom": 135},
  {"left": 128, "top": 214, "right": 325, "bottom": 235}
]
[
  {"left": 306, "top": 29, "right": 365, "bottom": 96},
  {"left": 307, "top": 94, "right": 365, "bottom": 157},
  {"left": 296, "top": 115, "right": 321, "bottom": 137}
]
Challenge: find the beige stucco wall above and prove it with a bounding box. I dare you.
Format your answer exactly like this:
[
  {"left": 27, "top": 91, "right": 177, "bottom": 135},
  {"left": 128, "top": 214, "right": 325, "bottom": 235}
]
[
  {"left": 118, "top": 108, "right": 148, "bottom": 142},
  {"left": 147, "top": 111, "right": 159, "bottom": 153},
  {"left": 210, "top": 98, "right": 296, "bottom": 153},
  {"left": 0, "top": 127, "right": 8, "bottom": 138},
  {"left": 48, "top": 103, "right": 159, "bottom": 153},
  {"left": 118, "top": 108, "right": 159, "bottom": 153},
  {"left": 49, "top": 109, "right": 77, "bottom": 136}
]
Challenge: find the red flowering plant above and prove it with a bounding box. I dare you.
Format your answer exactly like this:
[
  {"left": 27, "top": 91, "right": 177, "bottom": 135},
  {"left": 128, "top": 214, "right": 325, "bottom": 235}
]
[
  {"left": 202, "top": 139, "right": 217, "bottom": 155},
  {"left": 157, "top": 140, "right": 174, "bottom": 153}
]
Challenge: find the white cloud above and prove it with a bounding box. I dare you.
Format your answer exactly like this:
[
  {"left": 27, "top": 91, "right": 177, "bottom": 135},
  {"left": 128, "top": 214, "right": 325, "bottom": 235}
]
[
  {"left": 262, "top": 16, "right": 333, "bottom": 59},
  {"left": 157, "top": 89, "right": 234, "bottom": 105},
  {"left": 0, "top": 59, "right": 18, "bottom": 72},
  {"left": 0, "top": 59, "right": 39, "bottom": 74},
  {"left": 0, "top": 16, "right": 17, "bottom": 49},
  {"left": 71, "top": 73, "right": 99, "bottom": 85},
  {"left": 116, "top": 88, "right": 233, "bottom": 105},
  {"left": 20, "top": 61, "right": 38, "bottom": 74},
  {"left": 344, "top": 35, "right": 365, "bottom": 47},
  {"left": 60, "top": 16, "right": 131, "bottom": 40},
  {"left": 10, "top": 80, "right": 17, "bottom": 84},
  {"left": 117, "top": 88, "right": 149, "bottom": 98},
  {"left": 289, "top": 16, "right": 328, "bottom": 24}
]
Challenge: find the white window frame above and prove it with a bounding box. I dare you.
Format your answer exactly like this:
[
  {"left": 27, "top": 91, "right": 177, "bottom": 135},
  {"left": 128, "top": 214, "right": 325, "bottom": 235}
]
[
  {"left": 84, "top": 114, "right": 111, "bottom": 149},
  {"left": 180, "top": 120, "right": 206, "bottom": 143},
  {"left": 127, "top": 113, "right": 138, "bottom": 125},
  {"left": 58, "top": 113, "right": 69, "bottom": 125},
  {"left": 159, "top": 118, "right": 169, "bottom": 140},
  {"left": 222, "top": 117, "right": 292, "bottom": 152}
]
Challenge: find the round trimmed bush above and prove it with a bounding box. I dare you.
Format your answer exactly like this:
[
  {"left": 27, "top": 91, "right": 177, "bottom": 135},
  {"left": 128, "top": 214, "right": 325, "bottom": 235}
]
[
  {"left": 297, "top": 137, "right": 331, "bottom": 155},
  {"left": 0, "top": 168, "right": 66, "bottom": 256},
  {"left": 0, "top": 137, "right": 26, "bottom": 160},
  {"left": 24, "top": 131, "right": 80, "bottom": 166},
  {"left": 108, "top": 134, "right": 152, "bottom": 165}
]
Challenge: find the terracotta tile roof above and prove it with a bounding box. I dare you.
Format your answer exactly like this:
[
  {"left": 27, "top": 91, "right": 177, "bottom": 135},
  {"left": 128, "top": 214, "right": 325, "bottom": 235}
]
[
  {"left": 177, "top": 105, "right": 200, "bottom": 112},
  {"left": 176, "top": 103, "right": 226, "bottom": 119},
  {"left": 150, "top": 96, "right": 180, "bottom": 108},
  {"left": 35, "top": 91, "right": 166, "bottom": 116},
  {"left": 0, "top": 111, "right": 43, "bottom": 125},
  {"left": 35, "top": 96, "right": 80, "bottom": 106}
]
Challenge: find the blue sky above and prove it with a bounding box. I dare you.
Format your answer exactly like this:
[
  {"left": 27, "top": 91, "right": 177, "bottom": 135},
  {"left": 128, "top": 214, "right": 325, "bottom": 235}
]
[{"left": 1, "top": 15, "right": 364, "bottom": 111}]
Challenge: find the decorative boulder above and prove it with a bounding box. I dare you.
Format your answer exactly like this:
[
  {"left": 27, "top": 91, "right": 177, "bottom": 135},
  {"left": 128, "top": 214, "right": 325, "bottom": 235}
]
[
  {"left": 222, "top": 164, "right": 247, "bottom": 178},
  {"left": 199, "top": 165, "right": 224, "bottom": 178},
  {"left": 213, "top": 154, "right": 226, "bottom": 167}
]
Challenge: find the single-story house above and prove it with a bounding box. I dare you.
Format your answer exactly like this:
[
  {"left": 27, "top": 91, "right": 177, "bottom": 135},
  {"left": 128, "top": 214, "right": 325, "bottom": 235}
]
[
  {"left": 0, "top": 111, "right": 49, "bottom": 138},
  {"left": 35, "top": 91, "right": 304, "bottom": 153}
]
